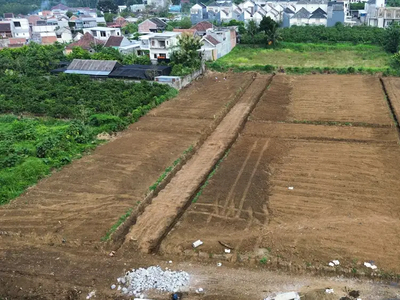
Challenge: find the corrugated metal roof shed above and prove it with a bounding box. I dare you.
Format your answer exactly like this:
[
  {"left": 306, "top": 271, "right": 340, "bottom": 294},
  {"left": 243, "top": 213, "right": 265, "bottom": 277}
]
[{"left": 65, "top": 59, "right": 121, "bottom": 76}]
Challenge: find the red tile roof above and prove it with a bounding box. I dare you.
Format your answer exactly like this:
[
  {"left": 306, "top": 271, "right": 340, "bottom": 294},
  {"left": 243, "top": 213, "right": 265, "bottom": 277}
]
[
  {"left": 104, "top": 36, "right": 124, "bottom": 47},
  {"left": 65, "top": 32, "right": 104, "bottom": 50},
  {"left": 191, "top": 21, "right": 213, "bottom": 32},
  {"left": 204, "top": 35, "right": 220, "bottom": 46},
  {"left": 42, "top": 35, "right": 58, "bottom": 45}
]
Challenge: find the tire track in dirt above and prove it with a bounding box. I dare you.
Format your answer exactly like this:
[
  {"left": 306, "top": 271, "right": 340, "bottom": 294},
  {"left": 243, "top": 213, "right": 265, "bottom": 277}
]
[
  {"left": 234, "top": 139, "right": 270, "bottom": 219},
  {"left": 219, "top": 140, "right": 258, "bottom": 219},
  {"left": 123, "top": 75, "right": 273, "bottom": 253}
]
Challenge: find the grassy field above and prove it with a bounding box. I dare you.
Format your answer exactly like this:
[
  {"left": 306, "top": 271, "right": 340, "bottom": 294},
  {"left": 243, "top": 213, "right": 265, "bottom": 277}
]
[{"left": 216, "top": 43, "right": 390, "bottom": 69}]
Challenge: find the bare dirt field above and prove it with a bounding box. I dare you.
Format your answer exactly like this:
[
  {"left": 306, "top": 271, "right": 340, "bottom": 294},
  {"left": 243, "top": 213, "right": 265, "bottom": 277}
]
[
  {"left": 161, "top": 74, "right": 400, "bottom": 276},
  {"left": 2, "top": 73, "right": 400, "bottom": 300}
]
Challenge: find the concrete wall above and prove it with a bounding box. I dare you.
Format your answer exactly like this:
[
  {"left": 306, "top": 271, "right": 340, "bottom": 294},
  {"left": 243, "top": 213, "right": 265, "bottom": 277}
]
[{"left": 155, "top": 65, "right": 205, "bottom": 90}]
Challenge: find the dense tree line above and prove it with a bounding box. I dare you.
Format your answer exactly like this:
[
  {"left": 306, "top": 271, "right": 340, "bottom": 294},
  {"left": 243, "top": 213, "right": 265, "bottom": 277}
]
[{"left": 0, "top": 73, "right": 172, "bottom": 119}]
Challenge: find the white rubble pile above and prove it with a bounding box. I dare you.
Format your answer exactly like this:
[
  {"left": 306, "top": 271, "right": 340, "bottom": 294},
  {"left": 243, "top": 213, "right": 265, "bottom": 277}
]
[{"left": 115, "top": 266, "right": 190, "bottom": 296}]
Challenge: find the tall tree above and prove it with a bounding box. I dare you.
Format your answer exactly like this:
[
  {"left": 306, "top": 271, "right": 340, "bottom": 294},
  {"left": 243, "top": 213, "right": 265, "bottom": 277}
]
[
  {"left": 259, "top": 16, "right": 280, "bottom": 47},
  {"left": 97, "top": 0, "right": 118, "bottom": 13},
  {"left": 384, "top": 22, "right": 400, "bottom": 53}
]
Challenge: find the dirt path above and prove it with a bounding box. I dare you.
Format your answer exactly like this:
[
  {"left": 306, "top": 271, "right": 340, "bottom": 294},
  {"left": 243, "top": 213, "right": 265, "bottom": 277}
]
[{"left": 124, "top": 75, "right": 272, "bottom": 253}]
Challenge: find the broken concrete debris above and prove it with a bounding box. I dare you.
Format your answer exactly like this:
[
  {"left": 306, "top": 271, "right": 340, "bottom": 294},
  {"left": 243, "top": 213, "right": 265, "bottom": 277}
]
[
  {"left": 364, "top": 262, "right": 377, "bottom": 270},
  {"left": 114, "top": 266, "right": 189, "bottom": 297},
  {"left": 325, "top": 288, "right": 334, "bottom": 294},
  {"left": 328, "top": 259, "right": 339, "bottom": 267},
  {"left": 192, "top": 240, "right": 203, "bottom": 248}
]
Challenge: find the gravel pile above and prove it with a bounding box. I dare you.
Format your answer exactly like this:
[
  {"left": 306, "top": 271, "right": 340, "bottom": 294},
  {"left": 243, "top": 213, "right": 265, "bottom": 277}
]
[{"left": 114, "top": 266, "right": 190, "bottom": 297}]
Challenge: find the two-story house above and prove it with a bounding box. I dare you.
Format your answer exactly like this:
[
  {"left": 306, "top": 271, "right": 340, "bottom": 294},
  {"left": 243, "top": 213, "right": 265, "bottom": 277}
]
[
  {"left": 11, "top": 18, "right": 30, "bottom": 39},
  {"left": 145, "top": 32, "right": 181, "bottom": 63},
  {"left": 0, "top": 22, "right": 12, "bottom": 38},
  {"left": 82, "top": 27, "right": 122, "bottom": 41}
]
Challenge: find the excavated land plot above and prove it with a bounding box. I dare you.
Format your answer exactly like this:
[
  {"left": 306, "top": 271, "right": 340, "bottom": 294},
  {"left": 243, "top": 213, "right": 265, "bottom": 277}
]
[
  {"left": 124, "top": 75, "right": 272, "bottom": 253},
  {"left": 0, "top": 73, "right": 253, "bottom": 246},
  {"left": 161, "top": 74, "right": 400, "bottom": 274}
]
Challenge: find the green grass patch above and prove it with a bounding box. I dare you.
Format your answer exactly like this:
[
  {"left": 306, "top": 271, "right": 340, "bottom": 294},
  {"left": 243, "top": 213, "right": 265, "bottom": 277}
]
[
  {"left": 192, "top": 150, "right": 229, "bottom": 203},
  {"left": 101, "top": 208, "right": 133, "bottom": 241},
  {"left": 211, "top": 43, "right": 391, "bottom": 71},
  {"left": 149, "top": 145, "right": 193, "bottom": 191}
]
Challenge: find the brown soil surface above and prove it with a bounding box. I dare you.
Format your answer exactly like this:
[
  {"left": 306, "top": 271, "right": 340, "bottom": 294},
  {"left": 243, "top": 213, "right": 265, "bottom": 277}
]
[
  {"left": 2, "top": 73, "right": 400, "bottom": 300},
  {"left": 0, "top": 72, "right": 251, "bottom": 246},
  {"left": 124, "top": 75, "right": 272, "bottom": 253},
  {"left": 383, "top": 77, "right": 400, "bottom": 124},
  {"left": 252, "top": 75, "right": 392, "bottom": 125},
  {"left": 161, "top": 74, "right": 400, "bottom": 276}
]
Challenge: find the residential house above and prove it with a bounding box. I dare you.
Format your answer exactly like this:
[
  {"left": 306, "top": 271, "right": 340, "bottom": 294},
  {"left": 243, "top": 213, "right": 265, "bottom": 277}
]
[
  {"left": 138, "top": 18, "right": 168, "bottom": 33},
  {"left": 200, "top": 27, "right": 236, "bottom": 60},
  {"left": 11, "top": 18, "right": 30, "bottom": 39},
  {"left": 0, "top": 22, "right": 12, "bottom": 38},
  {"left": 64, "top": 32, "right": 104, "bottom": 54},
  {"left": 38, "top": 10, "right": 53, "bottom": 18},
  {"left": 3, "top": 13, "right": 14, "bottom": 20},
  {"left": 41, "top": 34, "right": 58, "bottom": 45},
  {"left": 119, "top": 41, "right": 142, "bottom": 55},
  {"left": 56, "top": 27, "right": 73, "bottom": 43},
  {"left": 190, "top": 0, "right": 344, "bottom": 26},
  {"left": 27, "top": 15, "right": 42, "bottom": 26},
  {"left": 143, "top": 31, "right": 181, "bottom": 63},
  {"left": 191, "top": 21, "right": 214, "bottom": 36},
  {"left": 367, "top": 6, "right": 398, "bottom": 27},
  {"left": 83, "top": 27, "right": 122, "bottom": 40},
  {"left": 145, "top": 0, "right": 169, "bottom": 9},
  {"left": 104, "top": 36, "right": 132, "bottom": 49},
  {"left": 8, "top": 37, "right": 26, "bottom": 48},
  {"left": 327, "top": 1, "right": 345, "bottom": 26},
  {"left": 51, "top": 3, "right": 70, "bottom": 15},
  {"left": 75, "top": 16, "right": 97, "bottom": 30},
  {"left": 190, "top": 3, "right": 208, "bottom": 24}
]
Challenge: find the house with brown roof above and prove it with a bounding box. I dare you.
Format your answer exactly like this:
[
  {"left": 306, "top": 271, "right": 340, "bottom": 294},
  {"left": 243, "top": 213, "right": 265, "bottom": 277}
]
[
  {"left": 41, "top": 35, "right": 58, "bottom": 45},
  {"left": 0, "top": 22, "right": 12, "bottom": 38},
  {"left": 138, "top": 18, "right": 167, "bottom": 33},
  {"left": 191, "top": 21, "right": 214, "bottom": 36},
  {"left": 3, "top": 13, "right": 14, "bottom": 19},
  {"left": 200, "top": 27, "right": 236, "bottom": 61},
  {"left": 8, "top": 37, "right": 26, "bottom": 48},
  {"left": 104, "top": 35, "right": 131, "bottom": 49},
  {"left": 64, "top": 32, "right": 104, "bottom": 54},
  {"left": 172, "top": 28, "right": 198, "bottom": 36}
]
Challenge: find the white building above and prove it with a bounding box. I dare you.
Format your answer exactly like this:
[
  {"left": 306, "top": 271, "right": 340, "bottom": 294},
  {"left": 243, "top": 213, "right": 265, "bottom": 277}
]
[
  {"left": 56, "top": 27, "right": 73, "bottom": 43},
  {"left": 82, "top": 27, "right": 122, "bottom": 40},
  {"left": 11, "top": 18, "right": 30, "bottom": 39},
  {"left": 141, "top": 32, "right": 181, "bottom": 63}
]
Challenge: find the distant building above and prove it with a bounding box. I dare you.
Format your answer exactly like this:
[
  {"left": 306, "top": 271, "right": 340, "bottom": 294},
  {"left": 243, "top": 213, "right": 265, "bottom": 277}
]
[
  {"left": 104, "top": 36, "right": 132, "bottom": 49},
  {"left": 140, "top": 31, "right": 181, "bottom": 63},
  {"left": 191, "top": 21, "right": 214, "bottom": 36},
  {"left": 138, "top": 18, "right": 168, "bottom": 33},
  {"left": 189, "top": 0, "right": 346, "bottom": 27},
  {"left": 200, "top": 27, "right": 236, "bottom": 60},
  {"left": 0, "top": 22, "right": 12, "bottom": 38},
  {"left": 11, "top": 18, "right": 30, "bottom": 39},
  {"left": 82, "top": 27, "right": 122, "bottom": 40},
  {"left": 64, "top": 32, "right": 104, "bottom": 54}
]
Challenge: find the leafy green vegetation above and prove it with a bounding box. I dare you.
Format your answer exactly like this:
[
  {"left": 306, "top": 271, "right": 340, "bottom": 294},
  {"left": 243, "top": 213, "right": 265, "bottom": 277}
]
[
  {"left": 0, "top": 44, "right": 178, "bottom": 205},
  {"left": 101, "top": 208, "right": 133, "bottom": 241},
  {"left": 171, "top": 34, "right": 203, "bottom": 76},
  {"left": 0, "top": 115, "right": 100, "bottom": 204},
  {"left": 212, "top": 43, "right": 390, "bottom": 70}
]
